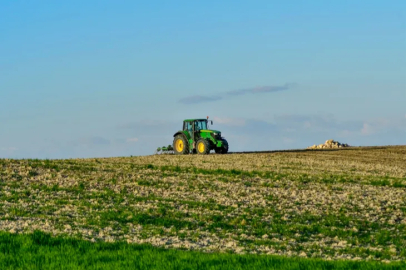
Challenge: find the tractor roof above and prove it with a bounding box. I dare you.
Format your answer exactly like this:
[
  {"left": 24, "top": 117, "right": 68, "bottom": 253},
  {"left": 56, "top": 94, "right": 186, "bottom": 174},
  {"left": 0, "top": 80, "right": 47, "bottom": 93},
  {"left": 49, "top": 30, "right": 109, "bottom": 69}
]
[{"left": 183, "top": 119, "right": 207, "bottom": 122}]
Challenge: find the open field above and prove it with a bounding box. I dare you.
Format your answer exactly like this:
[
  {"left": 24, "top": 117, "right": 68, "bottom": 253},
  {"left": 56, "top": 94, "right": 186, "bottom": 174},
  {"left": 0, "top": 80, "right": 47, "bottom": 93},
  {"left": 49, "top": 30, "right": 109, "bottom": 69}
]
[{"left": 0, "top": 146, "right": 405, "bottom": 268}]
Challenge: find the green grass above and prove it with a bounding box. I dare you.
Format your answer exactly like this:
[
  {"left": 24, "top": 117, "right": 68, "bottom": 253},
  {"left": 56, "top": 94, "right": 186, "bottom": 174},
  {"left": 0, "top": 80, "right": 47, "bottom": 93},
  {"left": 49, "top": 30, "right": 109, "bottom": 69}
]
[{"left": 0, "top": 231, "right": 404, "bottom": 270}]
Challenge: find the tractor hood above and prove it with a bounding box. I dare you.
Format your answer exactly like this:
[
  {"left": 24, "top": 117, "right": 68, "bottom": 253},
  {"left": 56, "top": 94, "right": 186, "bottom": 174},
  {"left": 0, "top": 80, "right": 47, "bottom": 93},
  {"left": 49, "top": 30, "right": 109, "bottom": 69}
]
[{"left": 200, "top": 129, "right": 221, "bottom": 134}]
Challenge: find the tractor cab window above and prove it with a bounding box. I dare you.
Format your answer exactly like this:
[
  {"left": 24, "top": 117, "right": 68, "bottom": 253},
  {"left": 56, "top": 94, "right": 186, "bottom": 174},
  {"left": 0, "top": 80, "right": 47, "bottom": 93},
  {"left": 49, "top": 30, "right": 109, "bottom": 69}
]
[
  {"left": 194, "top": 120, "right": 207, "bottom": 131},
  {"left": 184, "top": 122, "right": 193, "bottom": 132}
]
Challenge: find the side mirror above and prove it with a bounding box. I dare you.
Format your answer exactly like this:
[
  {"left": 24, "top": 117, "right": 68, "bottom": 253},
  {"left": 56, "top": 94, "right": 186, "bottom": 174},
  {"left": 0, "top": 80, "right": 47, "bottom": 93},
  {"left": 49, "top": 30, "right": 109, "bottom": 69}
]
[{"left": 211, "top": 121, "right": 213, "bottom": 125}]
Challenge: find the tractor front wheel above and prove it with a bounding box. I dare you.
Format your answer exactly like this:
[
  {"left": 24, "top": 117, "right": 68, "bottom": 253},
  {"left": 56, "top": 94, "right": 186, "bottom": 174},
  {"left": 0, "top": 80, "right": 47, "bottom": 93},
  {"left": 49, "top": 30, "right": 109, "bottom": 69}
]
[
  {"left": 196, "top": 139, "right": 210, "bottom": 155},
  {"left": 173, "top": 135, "right": 189, "bottom": 155}
]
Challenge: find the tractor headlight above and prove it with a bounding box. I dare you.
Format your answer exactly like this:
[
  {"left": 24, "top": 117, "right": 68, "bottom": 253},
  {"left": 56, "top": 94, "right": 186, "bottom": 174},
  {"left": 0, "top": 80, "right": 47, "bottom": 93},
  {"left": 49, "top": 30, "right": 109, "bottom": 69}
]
[{"left": 211, "top": 132, "right": 221, "bottom": 139}]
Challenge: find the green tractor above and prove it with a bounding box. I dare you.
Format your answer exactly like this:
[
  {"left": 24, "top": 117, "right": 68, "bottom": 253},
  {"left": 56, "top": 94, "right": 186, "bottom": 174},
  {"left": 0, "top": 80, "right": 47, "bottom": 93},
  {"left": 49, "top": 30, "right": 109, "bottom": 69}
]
[{"left": 173, "top": 117, "right": 228, "bottom": 155}]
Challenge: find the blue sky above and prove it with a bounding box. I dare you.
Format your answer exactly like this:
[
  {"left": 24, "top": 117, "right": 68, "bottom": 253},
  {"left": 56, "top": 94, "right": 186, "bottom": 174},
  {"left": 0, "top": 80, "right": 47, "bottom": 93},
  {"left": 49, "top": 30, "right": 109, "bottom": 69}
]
[{"left": 1, "top": 1, "right": 405, "bottom": 158}]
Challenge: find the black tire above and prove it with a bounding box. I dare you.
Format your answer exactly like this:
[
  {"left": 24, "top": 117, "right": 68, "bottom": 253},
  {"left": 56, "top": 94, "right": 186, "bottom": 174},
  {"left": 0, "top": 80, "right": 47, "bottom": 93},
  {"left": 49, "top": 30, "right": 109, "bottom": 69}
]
[
  {"left": 222, "top": 139, "right": 229, "bottom": 154},
  {"left": 196, "top": 139, "right": 210, "bottom": 155},
  {"left": 215, "top": 139, "right": 229, "bottom": 154},
  {"left": 173, "top": 135, "right": 189, "bottom": 155}
]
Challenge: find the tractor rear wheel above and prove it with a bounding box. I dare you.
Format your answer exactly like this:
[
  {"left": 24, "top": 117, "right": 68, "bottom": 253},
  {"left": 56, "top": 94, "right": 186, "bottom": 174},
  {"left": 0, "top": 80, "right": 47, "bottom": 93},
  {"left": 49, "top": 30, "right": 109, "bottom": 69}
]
[
  {"left": 173, "top": 135, "right": 189, "bottom": 155},
  {"left": 196, "top": 139, "right": 210, "bottom": 155},
  {"left": 215, "top": 139, "right": 229, "bottom": 154}
]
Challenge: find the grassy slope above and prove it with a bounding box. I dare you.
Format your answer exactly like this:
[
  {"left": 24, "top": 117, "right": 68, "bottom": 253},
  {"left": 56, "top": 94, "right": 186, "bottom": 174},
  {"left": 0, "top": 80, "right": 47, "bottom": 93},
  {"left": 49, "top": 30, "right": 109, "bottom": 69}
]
[{"left": 0, "top": 146, "right": 405, "bottom": 268}]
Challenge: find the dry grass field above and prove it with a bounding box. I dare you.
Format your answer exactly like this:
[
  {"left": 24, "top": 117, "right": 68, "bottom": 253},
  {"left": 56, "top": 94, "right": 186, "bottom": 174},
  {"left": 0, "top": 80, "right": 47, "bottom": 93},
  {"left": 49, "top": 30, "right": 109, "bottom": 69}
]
[{"left": 0, "top": 146, "right": 405, "bottom": 265}]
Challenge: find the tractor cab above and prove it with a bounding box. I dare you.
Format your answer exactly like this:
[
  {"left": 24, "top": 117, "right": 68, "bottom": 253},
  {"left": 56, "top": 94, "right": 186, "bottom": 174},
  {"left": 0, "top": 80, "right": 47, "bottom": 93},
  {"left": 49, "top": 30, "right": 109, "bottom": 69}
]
[
  {"left": 173, "top": 118, "right": 228, "bottom": 155},
  {"left": 183, "top": 119, "right": 210, "bottom": 139}
]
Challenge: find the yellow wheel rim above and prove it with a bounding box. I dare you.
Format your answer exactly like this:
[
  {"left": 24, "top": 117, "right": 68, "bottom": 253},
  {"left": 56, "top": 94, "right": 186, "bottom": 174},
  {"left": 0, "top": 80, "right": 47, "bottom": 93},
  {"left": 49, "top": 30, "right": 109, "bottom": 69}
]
[
  {"left": 198, "top": 142, "right": 205, "bottom": 153},
  {"left": 175, "top": 139, "right": 184, "bottom": 152}
]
